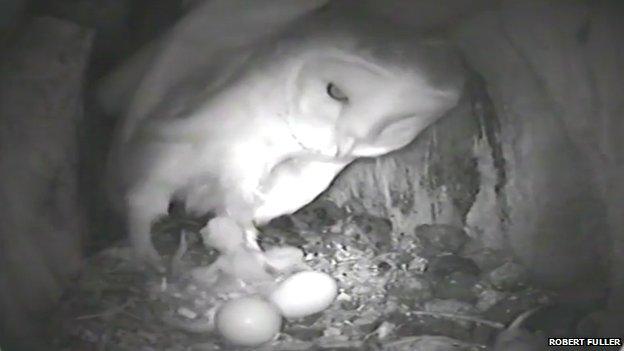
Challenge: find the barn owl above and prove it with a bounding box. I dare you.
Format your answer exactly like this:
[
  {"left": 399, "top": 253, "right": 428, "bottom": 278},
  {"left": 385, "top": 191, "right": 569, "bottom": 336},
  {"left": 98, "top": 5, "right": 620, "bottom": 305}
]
[{"left": 102, "top": 0, "right": 465, "bottom": 271}]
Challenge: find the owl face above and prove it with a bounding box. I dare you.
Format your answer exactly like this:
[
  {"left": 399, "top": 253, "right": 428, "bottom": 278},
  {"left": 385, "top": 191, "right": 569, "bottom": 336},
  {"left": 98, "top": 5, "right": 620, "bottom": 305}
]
[{"left": 283, "top": 49, "right": 464, "bottom": 159}]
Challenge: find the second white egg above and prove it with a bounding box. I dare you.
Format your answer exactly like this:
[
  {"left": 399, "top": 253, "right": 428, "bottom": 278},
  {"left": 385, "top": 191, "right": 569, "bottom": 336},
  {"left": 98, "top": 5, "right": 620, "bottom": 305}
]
[{"left": 269, "top": 271, "right": 338, "bottom": 319}]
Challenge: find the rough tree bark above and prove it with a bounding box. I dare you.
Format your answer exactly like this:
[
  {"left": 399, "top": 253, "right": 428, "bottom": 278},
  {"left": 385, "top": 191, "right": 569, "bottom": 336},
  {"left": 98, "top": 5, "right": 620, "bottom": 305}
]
[
  {"left": 0, "top": 17, "right": 93, "bottom": 350},
  {"left": 328, "top": 0, "right": 618, "bottom": 299}
]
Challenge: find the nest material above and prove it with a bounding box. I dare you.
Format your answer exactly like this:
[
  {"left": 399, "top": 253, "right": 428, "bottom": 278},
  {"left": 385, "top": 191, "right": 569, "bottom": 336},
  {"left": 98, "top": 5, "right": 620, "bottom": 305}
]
[{"left": 49, "top": 197, "right": 567, "bottom": 351}]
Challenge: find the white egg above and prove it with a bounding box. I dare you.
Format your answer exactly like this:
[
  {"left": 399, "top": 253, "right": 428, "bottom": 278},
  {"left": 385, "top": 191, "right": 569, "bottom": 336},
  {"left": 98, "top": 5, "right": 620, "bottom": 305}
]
[
  {"left": 269, "top": 271, "right": 338, "bottom": 319},
  {"left": 215, "top": 296, "right": 282, "bottom": 346}
]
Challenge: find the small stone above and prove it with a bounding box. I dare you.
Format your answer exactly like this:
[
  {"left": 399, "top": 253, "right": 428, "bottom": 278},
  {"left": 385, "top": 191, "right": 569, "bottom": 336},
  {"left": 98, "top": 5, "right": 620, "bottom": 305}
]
[
  {"left": 407, "top": 256, "right": 428, "bottom": 273},
  {"left": 177, "top": 307, "right": 198, "bottom": 319},
  {"left": 336, "top": 292, "right": 352, "bottom": 302},
  {"left": 377, "top": 261, "right": 393, "bottom": 273},
  {"left": 427, "top": 254, "right": 481, "bottom": 277},
  {"left": 386, "top": 275, "right": 434, "bottom": 306},
  {"left": 466, "top": 247, "right": 507, "bottom": 272},
  {"left": 475, "top": 289, "right": 507, "bottom": 312},
  {"left": 415, "top": 224, "right": 469, "bottom": 254},
  {"left": 433, "top": 272, "right": 479, "bottom": 302},
  {"left": 323, "top": 326, "right": 343, "bottom": 337},
  {"left": 373, "top": 321, "right": 396, "bottom": 340},
  {"left": 340, "top": 297, "right": 361, "bottom": 311},
  {"left": 487, "top": 262, "right": 530, "bottom": 291}
]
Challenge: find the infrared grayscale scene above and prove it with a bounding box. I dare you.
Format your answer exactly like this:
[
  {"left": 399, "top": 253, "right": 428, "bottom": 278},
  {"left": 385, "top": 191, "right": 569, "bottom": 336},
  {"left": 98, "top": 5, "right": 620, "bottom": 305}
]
[{"left": 0, "top": 1, "right": 623, "bottom": 350}]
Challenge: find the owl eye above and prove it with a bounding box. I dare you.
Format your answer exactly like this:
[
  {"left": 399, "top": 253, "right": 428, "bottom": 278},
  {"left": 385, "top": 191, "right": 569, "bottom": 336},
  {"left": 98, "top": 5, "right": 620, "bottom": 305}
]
[{"left": 326, "top": 82, "right": 349, "bottom": 103}]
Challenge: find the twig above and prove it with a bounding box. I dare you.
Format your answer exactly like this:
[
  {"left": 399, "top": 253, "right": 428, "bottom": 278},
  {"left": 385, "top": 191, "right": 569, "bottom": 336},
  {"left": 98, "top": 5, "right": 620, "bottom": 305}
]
[
  {"left": 409, "top": 310, "right": 505, "bottom": 329},
  {"left": 75, "top": 300, "right": 132, "bottom": 320}
]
